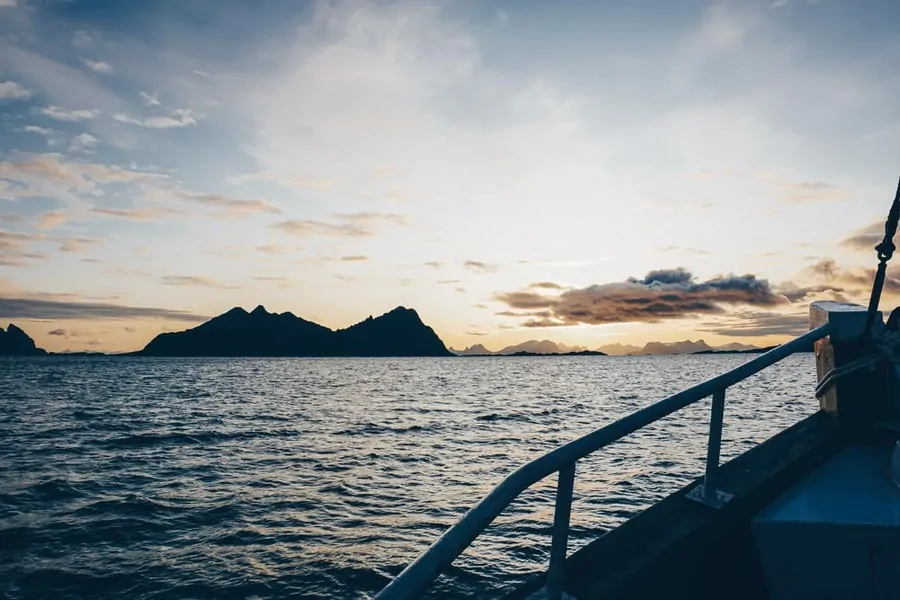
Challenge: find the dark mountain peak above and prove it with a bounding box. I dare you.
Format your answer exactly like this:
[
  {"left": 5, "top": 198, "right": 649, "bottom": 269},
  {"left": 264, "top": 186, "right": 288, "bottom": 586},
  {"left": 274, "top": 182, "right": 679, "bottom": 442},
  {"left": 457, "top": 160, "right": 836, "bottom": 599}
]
[
  {"left": 7, "top": 324, "right": 28, "bottom": 337},
  {"left": 223, "top": 306, "right": 249, "bottom": 318},
  {"left": 382, "top": 306, "right": 421, "bottom": 321},
  {"left": 251, "top": 305, "right": 268, "bottom": 316},
  {"left": 0, "top": 323, "right": 46, "bottom": 356}
]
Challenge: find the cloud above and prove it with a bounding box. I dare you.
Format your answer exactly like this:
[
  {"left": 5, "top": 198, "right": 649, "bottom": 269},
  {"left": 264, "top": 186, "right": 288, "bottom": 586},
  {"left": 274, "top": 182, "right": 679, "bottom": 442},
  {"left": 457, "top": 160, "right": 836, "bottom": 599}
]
[
  {"left": 73, "top": 31, "right": 93, "bottom": 47},
  {"left": 495, "top": 268, "right": 787, "bottom": 327},
  {"left": 91, "top": 207, "right": 179, "bottom": 221},
  {"left": 176, "top": 191, "right": 281, "bottom": 216},
  {"left": 0, "top": 154, "right": 86, "bottom": 187},
  {"left": 777, "top": 281, "right": 845, "bottom": 303},
  {"left": 114, "top": 109, "right": 198, "bottom": 129},
  {"left": 0, "top": 297, "right": 207, "bottom": 321},
  {"left": 36, "top": 106, "right": 100, "bottom": 121},
  {"left": 0, "top": 0, "right": 18, "bottom": 7},
  {"left": 160, "top": 275, "right": 240, "bottom": 289},
  {"left": 340, "top": 255, "right": 368, "bottom": 262},
  {"left": 529, "top": 281, "right": 564, "bottom": 290},
  {"left": 0, "top": 80, "right": 30, "bottom": 100},
  {"left": 68, "top": 133, "right": 100, "bottom": 152},
  {"left": 656, "top": 245, "right": 712, "bottom": 256},
  {"left": 82, "top": 59, "right": 114, "bottom": 74},
  {"left": 841, "top": 220, "right": 891, "bottom": 252},
  {"left": 700, "top": 311, "right": 809, "bottom": 337},
  {"left": 19, "top": 125, "right": 54, "bottom": 137},
  {"left": 58, "top": 237, "right": 101, "bottom": 253},
  {"left": 767, "top": 177, "right": 847, "bottom": 203},
  {"left": 48, "top": 328, "right": 67, "bottom": 336},
  {"left": 256, "top": 244, "right": 295, "bottom": 255},
  {"left": 424, "top": 261, "right": 445, "bottom": 268},
  {"left": 437, "top": 279, "right": 463, "bottom": 284},
  {"left": 0, "top": 229, "right": 48, "bottom": 266},
  {"left": 463, "top": 260, "right": 499, "bottom": 274},
  {"left": 37, "top": 211, "right": 68, "bottom": 230},
  {"left": 0, "top": 154, "right": 162, "bottom": 194},
  {"left": 138, "top": 91, "right": 161, "bottom": 106},
  {"left": 800, "top": 257, "right": 900, "bottom": 298},
  {"left": 273, "top": 212, "right": 406, "bottom": 237}
]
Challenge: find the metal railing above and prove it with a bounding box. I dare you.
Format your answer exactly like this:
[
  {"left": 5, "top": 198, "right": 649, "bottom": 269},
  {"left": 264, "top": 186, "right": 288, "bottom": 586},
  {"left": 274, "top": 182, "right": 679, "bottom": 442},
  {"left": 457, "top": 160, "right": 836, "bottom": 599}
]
[{"left": 374, "top": 323, "right": 834, "bottom": 600}]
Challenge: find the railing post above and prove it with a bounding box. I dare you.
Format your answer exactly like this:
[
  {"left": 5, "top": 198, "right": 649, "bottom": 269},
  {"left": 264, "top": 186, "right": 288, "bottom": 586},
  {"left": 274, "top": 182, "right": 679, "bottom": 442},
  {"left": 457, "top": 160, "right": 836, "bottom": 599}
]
[
  {"left": 687, "top": 388, "right": 733, "bottom": 507},
  {"left": 703, "top": 388, "right": 726, "bottom": 498},
  {"left": 810, "top": 301, "right": 889, "bottom": 427},
  {"left": 547, "top": 463, "right": 576, "bottom": 600}
]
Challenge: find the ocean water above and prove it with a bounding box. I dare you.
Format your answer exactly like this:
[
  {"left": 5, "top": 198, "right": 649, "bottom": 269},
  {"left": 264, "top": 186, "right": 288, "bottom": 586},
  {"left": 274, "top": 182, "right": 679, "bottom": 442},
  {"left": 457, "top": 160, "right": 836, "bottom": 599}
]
[{"left": 0, "top": 354, "right": 817, "bottom": 599}]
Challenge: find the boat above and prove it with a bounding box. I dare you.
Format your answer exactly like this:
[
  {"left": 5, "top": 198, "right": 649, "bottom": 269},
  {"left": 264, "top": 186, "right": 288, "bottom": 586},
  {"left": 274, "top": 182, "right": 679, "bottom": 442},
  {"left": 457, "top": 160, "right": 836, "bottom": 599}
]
[{"left": 373, "top": 177, "right": 900, "bottom": 599}]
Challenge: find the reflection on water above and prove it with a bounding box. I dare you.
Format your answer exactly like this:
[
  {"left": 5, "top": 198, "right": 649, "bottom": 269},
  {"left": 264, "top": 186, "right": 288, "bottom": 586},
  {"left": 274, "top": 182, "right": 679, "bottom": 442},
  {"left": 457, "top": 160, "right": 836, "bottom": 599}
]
[{"left": 0, "top": 355, "right": 816, "bottom": 599}]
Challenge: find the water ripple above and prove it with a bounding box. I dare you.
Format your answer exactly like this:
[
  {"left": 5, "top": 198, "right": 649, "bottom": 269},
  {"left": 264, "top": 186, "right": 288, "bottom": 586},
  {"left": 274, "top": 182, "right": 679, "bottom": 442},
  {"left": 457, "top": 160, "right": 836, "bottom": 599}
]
[{"left": 0, "top": 354, "right": 817, "bottom": 598}]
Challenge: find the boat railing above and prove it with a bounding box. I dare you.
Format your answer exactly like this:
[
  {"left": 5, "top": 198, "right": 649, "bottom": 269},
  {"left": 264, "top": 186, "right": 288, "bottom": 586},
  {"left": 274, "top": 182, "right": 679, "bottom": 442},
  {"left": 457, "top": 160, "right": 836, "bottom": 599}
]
[{"left": 374, "top": 322, "right": 836, "bottom": 600}]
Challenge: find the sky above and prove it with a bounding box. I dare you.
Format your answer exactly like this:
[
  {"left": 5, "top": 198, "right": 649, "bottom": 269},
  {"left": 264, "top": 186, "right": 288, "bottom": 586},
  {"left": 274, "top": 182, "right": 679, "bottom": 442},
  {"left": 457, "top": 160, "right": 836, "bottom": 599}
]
[{"left": 1, "top": 0, "right": 899, "bottom": 353}]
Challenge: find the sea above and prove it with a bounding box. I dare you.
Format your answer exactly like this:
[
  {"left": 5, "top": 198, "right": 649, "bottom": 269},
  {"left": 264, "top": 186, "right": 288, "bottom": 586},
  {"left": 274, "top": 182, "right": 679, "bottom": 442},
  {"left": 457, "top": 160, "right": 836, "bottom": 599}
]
[{"left": 0, "top": 354, "right": 817, "bottom": 599}]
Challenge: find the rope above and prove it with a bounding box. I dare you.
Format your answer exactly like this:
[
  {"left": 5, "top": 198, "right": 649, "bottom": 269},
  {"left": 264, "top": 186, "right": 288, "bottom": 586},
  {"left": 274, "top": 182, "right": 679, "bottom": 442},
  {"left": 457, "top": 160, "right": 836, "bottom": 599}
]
[
  {"left": 815, "top": 330, "right": 900, "bottom": 399},
  {"left": 815, "top": 355, "right": 882, "bottom": 398},
  {"left": 864, "top": 176, "right": 900, "bottom": 336}
]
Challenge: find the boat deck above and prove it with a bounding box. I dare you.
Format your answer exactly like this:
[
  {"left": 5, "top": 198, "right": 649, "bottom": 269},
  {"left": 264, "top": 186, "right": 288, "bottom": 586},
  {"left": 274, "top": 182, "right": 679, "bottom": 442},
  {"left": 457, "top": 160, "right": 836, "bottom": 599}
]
[{"left": 509, "top": 413, "right": 898, "bottom": 599}]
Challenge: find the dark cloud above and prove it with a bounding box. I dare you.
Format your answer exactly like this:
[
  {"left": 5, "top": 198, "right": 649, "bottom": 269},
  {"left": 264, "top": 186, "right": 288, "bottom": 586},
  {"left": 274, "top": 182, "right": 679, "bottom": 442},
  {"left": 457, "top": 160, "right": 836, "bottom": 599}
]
[
  {"left": 522, "top": 319, "right": 573, "bottom": 328},
  {"left": 340, "top": 255, "right": 368, "bottom": 262},
  {"left": 700, "top": 312, "right": 809, "bottom": 337},
  {"left": 494, "top": 268, "right": 786, "bottom": 327},
  {"left": 801, "top": 258, "right": 900, "bottom": 297},
  {"left": 0, "top": 298, "right": 207, "bottom": 321},
  {"left": 48, "top": 328, "right": 67, "bottom": 336},
  {"left": 463, "top": 260, "right": 499, "bottom": 274},
  {"left": 529, "top": 281, "right": 564, "bottom": 290}
]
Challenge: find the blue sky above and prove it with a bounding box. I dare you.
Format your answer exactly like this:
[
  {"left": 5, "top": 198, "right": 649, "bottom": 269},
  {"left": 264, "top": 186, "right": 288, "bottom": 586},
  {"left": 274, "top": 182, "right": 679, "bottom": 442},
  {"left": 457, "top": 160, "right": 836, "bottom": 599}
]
[{"left": 1, "top": 0, "right": 899, "bottom": 352}]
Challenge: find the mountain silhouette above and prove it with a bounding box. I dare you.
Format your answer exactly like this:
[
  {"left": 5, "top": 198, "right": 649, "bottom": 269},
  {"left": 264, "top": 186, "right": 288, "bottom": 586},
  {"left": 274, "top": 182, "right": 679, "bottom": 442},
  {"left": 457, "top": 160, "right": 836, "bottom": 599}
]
[
  {"left": 452, "top": 343, "right": 495, "bottom": 356},
  {"left": 638, "top": 339, "right": 714, "bottom": 355},
  {"left": 453, "top": 338, "right": 773, "bottom": 356},
  {"left": 450, "top": 340, "right": 587, "bottom": 356},
  {"left": 0, "top": 324, "right": 47, "bottom": 356},
  {"left": 140, "top": 305, "right": 452, "bottom": 357}
]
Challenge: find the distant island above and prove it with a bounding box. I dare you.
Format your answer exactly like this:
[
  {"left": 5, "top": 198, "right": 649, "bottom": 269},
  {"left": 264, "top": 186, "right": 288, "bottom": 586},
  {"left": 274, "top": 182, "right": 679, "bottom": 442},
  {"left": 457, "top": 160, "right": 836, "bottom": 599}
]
[
  {"left": 451, "top": 338, "right": 813, "bottom": 356},
  {"left": 137, "top": 305, "right": 453, "bottom": 357}
]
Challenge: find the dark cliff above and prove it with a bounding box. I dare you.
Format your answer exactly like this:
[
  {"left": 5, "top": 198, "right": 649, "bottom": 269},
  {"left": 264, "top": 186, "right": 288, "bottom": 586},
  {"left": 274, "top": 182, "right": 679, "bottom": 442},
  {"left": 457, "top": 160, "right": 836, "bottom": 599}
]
[
  {"left": 139, "top": 305, "right": 452, "bottom": 357},
  {"left": 0, "top": 324, "right": 47, "bottom": 356}
]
